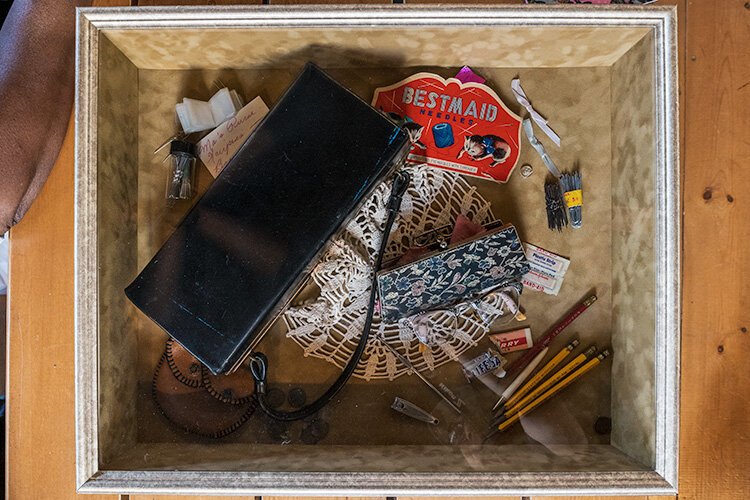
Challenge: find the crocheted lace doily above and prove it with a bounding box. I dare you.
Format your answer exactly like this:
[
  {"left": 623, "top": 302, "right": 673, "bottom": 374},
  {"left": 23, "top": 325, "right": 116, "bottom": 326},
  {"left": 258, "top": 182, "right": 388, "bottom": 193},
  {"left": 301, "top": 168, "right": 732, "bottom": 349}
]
[{"left": 282, "top": 165, "right": 500, "bottom": 380}]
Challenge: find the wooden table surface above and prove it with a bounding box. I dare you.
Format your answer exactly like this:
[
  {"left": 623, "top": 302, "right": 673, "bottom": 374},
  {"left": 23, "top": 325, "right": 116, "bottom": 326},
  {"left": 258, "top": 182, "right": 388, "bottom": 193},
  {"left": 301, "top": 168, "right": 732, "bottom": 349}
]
[{"left": 6, "top": 0, "right": 749, "bottom": 499}]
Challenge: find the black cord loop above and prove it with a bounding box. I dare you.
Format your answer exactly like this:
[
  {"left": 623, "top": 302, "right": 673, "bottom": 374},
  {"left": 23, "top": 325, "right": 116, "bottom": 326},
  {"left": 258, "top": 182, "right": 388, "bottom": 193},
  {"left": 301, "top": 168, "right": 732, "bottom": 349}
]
[{"left": 250, "top": 170, "right": 411, "bottom": 421}]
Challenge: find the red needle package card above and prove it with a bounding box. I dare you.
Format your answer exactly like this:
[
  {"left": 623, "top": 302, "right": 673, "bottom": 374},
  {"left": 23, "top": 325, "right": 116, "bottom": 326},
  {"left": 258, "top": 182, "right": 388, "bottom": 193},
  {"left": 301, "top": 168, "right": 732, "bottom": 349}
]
[{"left": 373, "top": 72, "right": 522, "bottom": 183}]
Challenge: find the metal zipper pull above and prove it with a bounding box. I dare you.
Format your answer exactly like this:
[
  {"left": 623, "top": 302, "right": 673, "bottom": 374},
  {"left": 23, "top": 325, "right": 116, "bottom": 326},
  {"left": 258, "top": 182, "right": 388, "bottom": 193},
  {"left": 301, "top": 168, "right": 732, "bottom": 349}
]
[
  {"left": 412, "top": 224, "right": 452, "bottom": 248},
  {"left": 391, "top": 396, "right": 439, "bottom": 425}
]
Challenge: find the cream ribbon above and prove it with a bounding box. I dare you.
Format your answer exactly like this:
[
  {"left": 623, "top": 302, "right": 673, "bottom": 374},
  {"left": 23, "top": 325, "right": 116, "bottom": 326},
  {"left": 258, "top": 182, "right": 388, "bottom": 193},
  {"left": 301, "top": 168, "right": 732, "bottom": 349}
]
[
  {"left": 523, "top": 118, "right": 561, "bottom": 178},
  {"left": 511, "top": 78, "right": 561, "bottom": 147}
]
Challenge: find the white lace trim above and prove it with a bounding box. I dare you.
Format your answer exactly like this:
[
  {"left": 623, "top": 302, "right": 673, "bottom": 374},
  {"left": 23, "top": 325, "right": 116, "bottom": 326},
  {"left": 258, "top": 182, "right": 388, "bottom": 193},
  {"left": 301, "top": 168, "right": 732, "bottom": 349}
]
[{"left": 282, "top": 165, "right": 497, "bottom": 380}]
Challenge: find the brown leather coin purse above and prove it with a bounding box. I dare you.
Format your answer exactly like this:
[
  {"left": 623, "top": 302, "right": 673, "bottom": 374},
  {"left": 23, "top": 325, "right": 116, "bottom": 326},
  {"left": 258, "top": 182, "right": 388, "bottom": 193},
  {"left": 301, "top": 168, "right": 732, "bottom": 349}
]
[{"left": 152, "top": 340, "right": 256, "bottom": 438}]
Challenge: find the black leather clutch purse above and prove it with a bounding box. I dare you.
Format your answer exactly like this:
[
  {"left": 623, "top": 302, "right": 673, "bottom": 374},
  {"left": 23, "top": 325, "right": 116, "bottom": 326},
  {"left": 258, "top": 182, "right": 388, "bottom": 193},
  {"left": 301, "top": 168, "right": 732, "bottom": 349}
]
[{"left": 126, "top": 63, "right": 410, "bottom": 374}]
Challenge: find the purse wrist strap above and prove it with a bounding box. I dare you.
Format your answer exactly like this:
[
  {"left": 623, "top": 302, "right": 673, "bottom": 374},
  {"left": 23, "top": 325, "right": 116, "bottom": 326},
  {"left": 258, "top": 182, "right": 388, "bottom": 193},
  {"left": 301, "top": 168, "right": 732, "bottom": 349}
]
[{"left": 249, "top": 170, "right": 411, "bottom": 421}]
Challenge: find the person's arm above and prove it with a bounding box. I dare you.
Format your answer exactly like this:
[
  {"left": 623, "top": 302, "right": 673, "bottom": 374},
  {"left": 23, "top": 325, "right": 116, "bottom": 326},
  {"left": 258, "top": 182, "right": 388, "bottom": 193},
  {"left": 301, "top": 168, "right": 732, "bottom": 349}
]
[{"left": 0, "top": 0, "right": 89, "bottom": 234}]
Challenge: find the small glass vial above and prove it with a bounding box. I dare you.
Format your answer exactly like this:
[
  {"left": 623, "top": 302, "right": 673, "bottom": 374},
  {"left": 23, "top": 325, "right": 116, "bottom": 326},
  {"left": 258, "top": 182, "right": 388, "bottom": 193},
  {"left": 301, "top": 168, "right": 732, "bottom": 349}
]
[{"left": 166, "top": 139, "right": 197, "bottom": 201}]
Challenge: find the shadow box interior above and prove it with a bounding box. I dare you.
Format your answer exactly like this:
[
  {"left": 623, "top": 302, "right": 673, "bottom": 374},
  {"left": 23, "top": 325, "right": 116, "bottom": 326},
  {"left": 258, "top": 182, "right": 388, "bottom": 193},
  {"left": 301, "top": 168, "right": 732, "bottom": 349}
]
[{"left": 93, "top": 18, "right": 663, "bottom": 478}]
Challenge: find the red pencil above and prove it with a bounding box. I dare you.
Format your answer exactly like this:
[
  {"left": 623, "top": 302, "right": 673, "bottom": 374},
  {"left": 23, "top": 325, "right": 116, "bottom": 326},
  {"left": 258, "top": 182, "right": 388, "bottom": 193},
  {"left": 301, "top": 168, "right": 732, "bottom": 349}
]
[{"left": 502, "top": 294, "right": 597, "bottom": 378}]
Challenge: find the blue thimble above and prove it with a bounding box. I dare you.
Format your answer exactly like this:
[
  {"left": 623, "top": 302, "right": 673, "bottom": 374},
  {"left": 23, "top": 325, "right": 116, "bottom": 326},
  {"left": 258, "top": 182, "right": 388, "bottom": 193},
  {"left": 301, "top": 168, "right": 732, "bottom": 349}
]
[{"left": 432, "top": 122, "right": 454, "bottom": 148}]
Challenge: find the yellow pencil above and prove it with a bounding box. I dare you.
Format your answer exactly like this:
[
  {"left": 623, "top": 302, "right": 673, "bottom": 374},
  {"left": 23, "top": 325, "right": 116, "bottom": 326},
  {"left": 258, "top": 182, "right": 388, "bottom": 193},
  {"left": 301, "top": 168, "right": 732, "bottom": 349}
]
[
  {"left": 501, "top": 338, "right": 580, "bottom": 412},
  {"left": 502, "top": 344, "right": 597, "bottom": 418},
  {"left": 502, "top": 344, "right": 597, "bottom": 419},
  {"left": 497, "top": 349, "right": 611, "bottom": 432}
]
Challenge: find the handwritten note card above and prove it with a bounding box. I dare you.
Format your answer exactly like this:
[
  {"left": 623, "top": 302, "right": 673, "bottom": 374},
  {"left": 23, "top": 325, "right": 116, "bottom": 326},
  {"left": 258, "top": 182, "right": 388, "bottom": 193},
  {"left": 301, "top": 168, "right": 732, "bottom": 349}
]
[{"left": 197, "top": 96, "right": 269, "bottom": 177}]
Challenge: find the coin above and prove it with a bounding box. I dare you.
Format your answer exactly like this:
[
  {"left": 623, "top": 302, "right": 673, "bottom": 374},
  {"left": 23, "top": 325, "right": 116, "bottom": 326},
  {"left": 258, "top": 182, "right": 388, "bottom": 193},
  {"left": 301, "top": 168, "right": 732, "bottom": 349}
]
[
  {"left": 300, "top": 418, "right": 329, "bottom": 444},
  {"left": 266, "top": 387, "right": 286, "bottom": 409},
  {"left": 288, "top": 387, "right": 307, "bottom": 408},
  {"left": 594, "top": 416, "right": 612, "bottom": 435}
]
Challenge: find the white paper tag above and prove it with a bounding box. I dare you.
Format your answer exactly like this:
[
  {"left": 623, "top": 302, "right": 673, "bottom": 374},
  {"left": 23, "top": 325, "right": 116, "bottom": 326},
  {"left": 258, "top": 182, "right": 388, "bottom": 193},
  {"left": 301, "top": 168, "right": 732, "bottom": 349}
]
[
  {"left": 523, "top": 269, "right": 559, "bottom": 289},
  {"left": 522, "top": 243, "right": 570, "bottom": 296},
  {"left": 197, "top": 96, "right": 269, "bottom": 177}
]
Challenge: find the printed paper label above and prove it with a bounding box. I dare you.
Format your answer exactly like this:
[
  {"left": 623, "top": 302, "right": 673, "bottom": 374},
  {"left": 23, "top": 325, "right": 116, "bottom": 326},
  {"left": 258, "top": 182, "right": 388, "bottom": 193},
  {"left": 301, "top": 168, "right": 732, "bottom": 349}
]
[
  {"left": 489, "top": 328, "right": 534, "bottom": 354},
  {"left": 564, "top": 189, "right": 583, "bottom": 208},
  {"left": 372, "top": 73, "right": 522, "bottom": 183},
  {"left": 198, "top": 96, "right": 269, "bottom": 177},
  {"left": 522, "top": 243, "right": 570, "bottom": 296}
]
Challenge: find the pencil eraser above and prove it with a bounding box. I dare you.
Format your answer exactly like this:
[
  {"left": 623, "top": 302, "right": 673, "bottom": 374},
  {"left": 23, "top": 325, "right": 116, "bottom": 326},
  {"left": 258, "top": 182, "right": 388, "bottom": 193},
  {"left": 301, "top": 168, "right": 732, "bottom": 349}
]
[{"left": 489, "top": 328, "right": 533, "bottom": 354}]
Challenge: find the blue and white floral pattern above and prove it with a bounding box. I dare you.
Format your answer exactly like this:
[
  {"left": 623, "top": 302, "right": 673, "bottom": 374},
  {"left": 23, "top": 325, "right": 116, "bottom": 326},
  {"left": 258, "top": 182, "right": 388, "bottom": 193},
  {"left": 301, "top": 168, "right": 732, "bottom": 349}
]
[{"left": 377, "top": 225, "right": 530, "bottom": 322}]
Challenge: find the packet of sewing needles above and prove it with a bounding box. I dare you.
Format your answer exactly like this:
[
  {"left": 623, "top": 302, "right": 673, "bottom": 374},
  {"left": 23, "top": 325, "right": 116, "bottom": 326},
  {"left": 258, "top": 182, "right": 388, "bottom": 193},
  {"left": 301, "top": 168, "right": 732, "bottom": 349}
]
[
  {"left": 372, "top": 71, "right": 523, "bottom": 183},
  {"left": 545, "top": 180, "right": 568, "bottom": 231},
  {"left": 560, "top": 171, "right": 583, "bottom": 228}
]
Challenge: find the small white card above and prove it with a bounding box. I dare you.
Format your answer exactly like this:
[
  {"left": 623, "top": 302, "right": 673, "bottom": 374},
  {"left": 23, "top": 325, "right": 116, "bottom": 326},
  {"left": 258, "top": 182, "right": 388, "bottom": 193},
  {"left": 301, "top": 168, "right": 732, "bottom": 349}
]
[
  {"left": 522, "top": 243, "right": 570, "bottom": 296},
  {"left": 197, "top": 96, "right": 269, "bottom": 178}
]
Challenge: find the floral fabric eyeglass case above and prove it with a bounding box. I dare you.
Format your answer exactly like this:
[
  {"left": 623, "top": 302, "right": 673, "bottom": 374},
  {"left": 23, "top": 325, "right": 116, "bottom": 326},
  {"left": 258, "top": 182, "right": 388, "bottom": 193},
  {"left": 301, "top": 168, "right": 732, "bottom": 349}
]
[{"left": 377, "top": 224, "right": 531, "bottom": 323}]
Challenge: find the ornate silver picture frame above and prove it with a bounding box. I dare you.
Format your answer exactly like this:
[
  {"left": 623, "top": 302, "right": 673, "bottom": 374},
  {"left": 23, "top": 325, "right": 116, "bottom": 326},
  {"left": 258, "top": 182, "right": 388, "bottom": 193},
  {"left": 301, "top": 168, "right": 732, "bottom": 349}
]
[{"left": 75, "top": 5, "right": 679, "bottom": 495}]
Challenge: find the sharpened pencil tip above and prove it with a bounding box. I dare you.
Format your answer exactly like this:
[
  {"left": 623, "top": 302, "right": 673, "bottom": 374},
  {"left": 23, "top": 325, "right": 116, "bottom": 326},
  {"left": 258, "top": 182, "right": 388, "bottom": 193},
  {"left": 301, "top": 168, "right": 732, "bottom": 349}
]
[
  {"left": 483, "top": 427, "right": 500, "bottom": 443},
  {"left": 492, "top": 411, "right": 508, "bottom": 424},
  {"left": 491, "top": 396, "right": 506, "bottom": 412}
]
